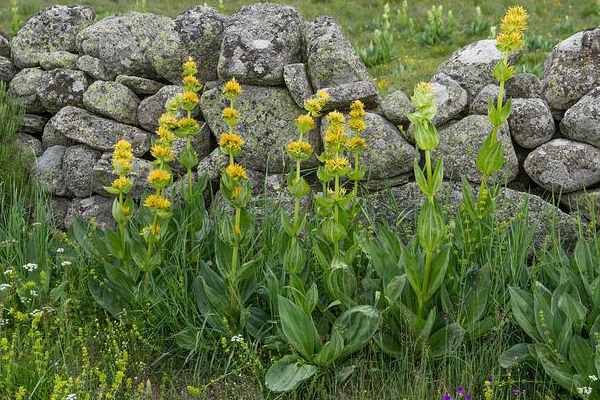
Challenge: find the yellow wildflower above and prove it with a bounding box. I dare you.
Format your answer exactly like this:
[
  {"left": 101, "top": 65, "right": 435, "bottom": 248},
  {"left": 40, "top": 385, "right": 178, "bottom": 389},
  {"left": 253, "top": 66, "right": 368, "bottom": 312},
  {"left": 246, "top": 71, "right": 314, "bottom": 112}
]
[
  {"left": 113, "top": 140, "right": 133, "bottom": 160},
  {"left": 304, "top": 98, "right": 323, "bottom": 114},
  {"left": 225, "top": 163, "right": 248, "bottom": 180},
  {"left": 111, "top": 176, "right": 131, "bottom": 191},
  {"left": 500, "top": 6, "right": 528, "bottom": 34},
  {"left": 219, "top": 133, "right": 244, "bottom": 155},
  {"left": 141, "top": 224, "right": 161, "bottom": 236},
  {"left": 295, "top": 114, "right": 315, "bottom": 133},
  {"left": 151, "top": 144, "right": 174, "bottom": 161},
  {"left": 181, "top": 91, "right": 199, "bottom": 106},
  {"left": 147, "top": 169, "right": 171, "bottom": 187},
  {"left": 223, "top": 78, "right": 243, "bottom": 99},
  {"left": 222, "top": 107, "right": 238, "bottom": 120},
  {"left": 324, "top": 124, "right": 348, "bottom": 151},
  {"left": 156, "top": 126, "right": 174, "bottom": 141},
  {"left": 183, "top": 75, "right": 200, "bottom": 87},
  {"left": 325, "top": 156, "right": 350, "bottom": 175},
  {"left": 183, "top": 56, "right": 198, "bottom": 76},
  {"left": 326, "top": 110, "right": 345, "bottom": 125},
  {"left": 158, "top": 113, "right": 178, "bottom": 130},
  {"left": 286, "top": 140, "right": 313, "bottom": 160},
  {"left": 144, "top": 194, "right": 172, "bottom": 211},
  {"left": 496, "top": 31, "right": 525, "bottom": 53},
  {"left": 348, "top": 118, "right": 366, "bottom": 133},
  {"left": 415, "top": 81, "right": 434, "bottom": 94},
  {"left": 316, "top": 90, "right": 330, "bottom": 103},
  {"left": 177, "top": 117, "right": 199, "bottom": 130},
  {"left": 112, "top": 158, "right": 132, "bottom": 175},
  {"left": 347, "top": 136, "right": 366, "bottom": 152},
  {"left": 349, "top": 100, "right": 365, "bottom": 119}
]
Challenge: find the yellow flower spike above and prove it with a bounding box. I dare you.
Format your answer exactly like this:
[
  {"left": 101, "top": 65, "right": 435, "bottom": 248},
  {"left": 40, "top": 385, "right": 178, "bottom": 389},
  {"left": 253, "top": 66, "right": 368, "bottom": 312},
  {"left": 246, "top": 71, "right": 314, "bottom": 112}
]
[
  {"left": 183, "top": 75, "right": 200, "bottom": 88},
  {"left": 294, "top": 114, "right": 315, "bottom": 134},
  {"left": 286, "top": 140, "right": 313, "bottom": 161},
  {"left": 324, "top": 124, "right": 348, "bottom": 152},
  {"left": 223, "top": 78, "right": 243, "bottom": 100},
  {"left": 147, "top": 169, "right": 171, "bottom": 188},
  {"left": 112, "top": 157, "right": 133, "bottom": 175},
  {"left": 143, "top": 194, "right": 172, "bottom": 211},
  {"left": 219, "top": 133, "right": 244, "bottom": 155},
  {"left": 324, "top": 156, "right": 350, "bottom": 175},
  {"left": 349, "top": 118, "right": 366, "bottom": 133},
  {"left": 496, "top": 31, "right": 525, "bottom": 53},
  {"left": 349, "top": 100, "right": 365, "bottom": 118},
  {"left": 113, "top": 140, "right": 133, "bottom": 160},
  {"left": 181, "top": 91, "right": 199, "bottom": 106},
  {"left": 225, "top": 163, "right": 248, "bottom": 181},
  {"left": 326, "top": 110, "right": 345, "bottom": 126},
  {"left": 500, "top": 6, "right": 528, "bottom": 34},
  {"left": 150, "top": 144, "right": 174, "bottom": 161},
  {"left": 222, "top": 107, "right": 239, "bottom": 126},
  {"left": 183, "top": 56, "right": 198, "bottom": 77},
  {"left": 111, "top": 176, "right": 131, "bottom": 191},
  {"left": 156, "top": 126, "right": 175, "bottom": 141},
  {"left": 158, "top": 113, "right": 178, "bottom": 130},
  {"left": 177, "top": 117, "right": 199, "bottom": 130},
  {"left": 347, "top": 136, "right": 366, "bottom": 152},
  {"left": 304, "top": 97, "right": 324, "bottom": 115}
]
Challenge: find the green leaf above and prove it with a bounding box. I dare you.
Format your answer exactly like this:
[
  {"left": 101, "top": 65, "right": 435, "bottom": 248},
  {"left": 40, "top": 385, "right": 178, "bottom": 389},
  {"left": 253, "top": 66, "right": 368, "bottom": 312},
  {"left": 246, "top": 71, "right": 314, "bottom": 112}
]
[
  {"left": 278, "top": 296, "right": 318, "bottom": 361},
  {"left": 335, "top": 305, "right": 380, "bottom": 358},
  {"left": 314, "top": 330, "right": 344, "bottom": 366},
  {"left": 265, "top": 355, "right": 319, "bottom": 392},
  {"left": 414, "top": 159, "right": 429, "bottom": 197},
  {"left": 88, "top": 277, "right": 127, "bottom": 318},
  {"left": 428, "top": 323, "right": 465, "bottom": 358},
  {"left": 476, "top": 133, "right": 504, "bottom": 176},
  {"left": 569, "top": 335, "right": 593, "bottom": 376},
  {"left": 417, "top": 199, "right": 445, "bottom": 253},
  {"left": 429, "top": 158, "right": 443, "bottom": 196},
  {"left": 425, "top": 246, "right": 451, "bottom": 302},
  {"left": 499, "top": 343, "right": 533, "bottom": 368},
  {"left": 509, "top": 286, "right": 540, "bottom": 341}
]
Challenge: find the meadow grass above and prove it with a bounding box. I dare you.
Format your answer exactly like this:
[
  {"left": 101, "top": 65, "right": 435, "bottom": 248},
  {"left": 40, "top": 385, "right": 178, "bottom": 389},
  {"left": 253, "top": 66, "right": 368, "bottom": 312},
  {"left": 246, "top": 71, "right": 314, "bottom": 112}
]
[{"left": 1, "top": 0, "right": 599, "bottom": 91}]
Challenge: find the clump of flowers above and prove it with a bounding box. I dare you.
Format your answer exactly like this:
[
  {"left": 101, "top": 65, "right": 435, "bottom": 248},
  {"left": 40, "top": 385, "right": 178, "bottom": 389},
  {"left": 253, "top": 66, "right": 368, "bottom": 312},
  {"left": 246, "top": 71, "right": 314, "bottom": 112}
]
[
  {"left": 104, "top": 140, "right": 135, "bottom": 252},
  {"left": 218, "top": 78, "right": 252, "bottom": 326},
  {"left": 476, "top": 6, "right": 528, "bottom": 211},
  {"left": 347, "top": 100, "right": 367, "bottom": 218},
  {"left": 171, "top": 56, "right": 204, "bottom": 198}
]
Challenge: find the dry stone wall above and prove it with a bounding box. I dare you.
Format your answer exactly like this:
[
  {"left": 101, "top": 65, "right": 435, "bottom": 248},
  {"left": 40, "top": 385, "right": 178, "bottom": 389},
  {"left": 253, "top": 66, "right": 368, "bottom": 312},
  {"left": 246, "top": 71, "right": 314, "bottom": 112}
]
[{"left": 0, "top": 4, "right": 598, "bottom": 241}]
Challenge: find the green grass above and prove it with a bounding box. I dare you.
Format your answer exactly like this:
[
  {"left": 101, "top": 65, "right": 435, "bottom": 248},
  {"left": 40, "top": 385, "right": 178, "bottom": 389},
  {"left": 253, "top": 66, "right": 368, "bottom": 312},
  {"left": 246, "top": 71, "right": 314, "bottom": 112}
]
[{"left": 1, "top": 0, "right": 599, "bottom": 92}]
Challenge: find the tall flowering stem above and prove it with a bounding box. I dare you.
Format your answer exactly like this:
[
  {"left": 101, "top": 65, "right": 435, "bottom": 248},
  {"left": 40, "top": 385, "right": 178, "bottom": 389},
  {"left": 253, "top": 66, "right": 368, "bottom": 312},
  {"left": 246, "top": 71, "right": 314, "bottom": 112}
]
[
  {"left": 347, "top": 100, "right": 367, "bottom": 219},
  {"left": 218, "top": 78, "right": 250, "bottom": 316},
  {"left": 141, "top": 112, "right": 175, "bottom": 260},
  {"left": 476, "top": 6, "right": 528, "bottom": 213},
  {"left": 407, "top": 82, "right": 445, "bottom": 318},
  {"left": 104, "top": 140, "right": 135, "bottom": 258},
  {"left": 171, "top": 57, "right": 203, "bottom": 199}
]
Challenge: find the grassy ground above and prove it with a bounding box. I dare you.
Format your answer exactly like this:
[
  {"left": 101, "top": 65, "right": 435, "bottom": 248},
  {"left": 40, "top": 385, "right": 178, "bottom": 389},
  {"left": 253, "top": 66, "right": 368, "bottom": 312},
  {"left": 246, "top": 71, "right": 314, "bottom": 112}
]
[{"left": 1, "top": 0, "right": 599, "bottom": 92}]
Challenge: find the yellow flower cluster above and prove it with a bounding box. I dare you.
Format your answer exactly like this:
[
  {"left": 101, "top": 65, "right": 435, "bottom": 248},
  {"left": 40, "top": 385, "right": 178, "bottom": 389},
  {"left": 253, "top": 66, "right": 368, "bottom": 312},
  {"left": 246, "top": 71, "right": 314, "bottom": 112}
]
[
  {"left": 111, "top": 176, "right": 131, "bottom": 191},
  {"left": 304, "top": 90, "right": 329, "bottom": 117},
  {"left": 286, "top": 140, "right": 313, "bottom": 161},
  {"left": 295, "top": 114, "right": 315, "bottom": 134},
  {"left": 323, "top": 122, "right": 348, "bottom": 153},
  {"left": 183, "top": 56, "right": 198, "bottom": 77},
  {"left": 220, "top": 133, "right": 244, "bottom": 156},
  {"left": 177, "top": 117, "right": 199, "bottom": 130},
  {"left": 496, "top": 6, "right": 528, "bottom": 53},
  {"left": 347, "top": 136, "right": 366, "bottom": 153},
  {"left": 324, "top": 156, "right": 350, "bottom": 175},
  {"left": 143, "top": 194, "right": 172, "bottom": 212},
  {"left": 147, "top": 168, "right": 171, "bottom": 189},
  {"left": 348, "top": 100, "right": 366, "bottom": 136},
  {"left": 223, "top": 78, "right": 243, "bottom": 100},
  {"left": 158, "top": 113, "right": 178, "bottom": 130},
  {"left": 225, "top": 163, "right": 248, "bottom": 181},
  {"left": 151, "top": 143, "right": 174, "bottom": 162},
  {"left": 181, "top": 91, "right": 199, "bottom": 106},
  {"left": 111, "top": 140, "right": 134, "bottom": 185},
  {"left": 156, "top": 126, "right": 174, "bottom": 141}
]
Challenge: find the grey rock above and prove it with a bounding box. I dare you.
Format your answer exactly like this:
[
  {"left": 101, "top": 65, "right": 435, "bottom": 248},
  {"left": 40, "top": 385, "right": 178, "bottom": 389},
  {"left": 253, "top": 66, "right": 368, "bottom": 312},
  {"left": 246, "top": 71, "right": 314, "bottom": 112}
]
[
  {"left": 63, "top": 145, "right": 102, "bottom": 198},
  {"left": 83, "top": 81, "right": 140, "bottom": 125},
  {"left": 524, "top": 139, "right": 600, "bottom": 193},
  {"left": 76, "top": 55, "right": 115, "bottom": 81},
  {"left": 0, "top": 56, "right": 17, "bottom": 84},
  {"left": 137, "top": 85, "right": 201, "bottom": 132},
  {"left": 50, "top": 197, "right": 71, "bottom": 230},
  {"left": 320, "top": 80, "right": 379, "bottom": 111},
  {"left": 380, "top": 89, "right": 412, "bottom": 127},
  {"left": 11, "top": 5, "right": 95, "bottom": 69},
  {"left": 430, "top": 73, "right": 468, "bottom": 125},
  {"left": 34, "top": 145, "right": 68, "bottom": 196},
  {"left": 542, "top": 29, "right": 600, "bottom": 111},
  {"left": 147, "top": 6, "right": 226, "bottom": 84},
  {"left": 116, "top": 75, "right": 165, "bottom": 95},
  {"left": 509, "top": 98, "right": 555, "bottom": 149},
  {"left": 218, "top": 4, "right": 304, "bottom": 85},
  {"left": 64, "top": 195, "right": 115, "bottom": 230},
  {"left": 201, "top": 83, "right": 318, "bottom": 173},
  {"left": 470, "top": 84, "right": 499, "bottom": 115},
  {"left": 42, "top": 118, "right": 75, "bottom": 148},
  {"left": 0, "top": 32, "right": 10, "bottom": 58},
  {"left": 8, "top": 68, "right": 45, "bottom": 113},
  {"left": 560, "top": 86, "right": 600, "bottom": 148},
  {"left": 35, "top": 68, "right": 90, "bottom": 113},
  {"left": 22, "top": 114, "right": 48, "bottom": 134},
  {"left": 39, "top": 51, "right": 79, "bottom": 70},
  {"left": 92, "top": 153, "right": 154, "bottom": 198},
  {"left": 76, "top": 12, "right": 171, "bottom": 78},
  {"left": 506, "top": 73, "right": 542, "bottom": 99},
  {"left": 284, "top": 63, "right": 313, "bottom": 108},
  {"left": 435, "top": 115, "right": 518, "bottom": 183},
  {"left": 437, "top": 39, "right": 518, "bottom": 100},
  {"left": 197, "top": 148, "right": 228, "bottom": 181},
  {"left": 305, "top": 16, "right": 372, "bottom": 89},
  {"left": 16, "top": 133, "right": 43, "bottom": 157},
  {"left": 561, "top": 189, "right": 600, "bottom": 221},
  {"left": 366, "top": 181, "right": 577, "bottom": 250},
  {"left": 321, "top": 112, "right": 414, "bottom": 181},
  {"left": 49, "top": 106, "right": 150, "bottom": 156}
]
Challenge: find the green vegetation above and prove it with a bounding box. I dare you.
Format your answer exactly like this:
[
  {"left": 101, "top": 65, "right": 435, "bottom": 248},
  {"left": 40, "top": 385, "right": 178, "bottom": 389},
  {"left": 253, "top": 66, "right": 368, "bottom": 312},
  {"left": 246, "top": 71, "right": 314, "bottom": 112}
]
[{"left": 2, "top": 0, "right": 599, "bottom": 91}]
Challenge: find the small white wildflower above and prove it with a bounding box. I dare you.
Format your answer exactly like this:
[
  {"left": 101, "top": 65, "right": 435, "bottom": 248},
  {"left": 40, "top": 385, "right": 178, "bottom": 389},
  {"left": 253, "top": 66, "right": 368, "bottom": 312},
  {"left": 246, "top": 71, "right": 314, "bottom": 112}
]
[
  {"left": 3, "top": 269, "right": 13, "bottom": 275},
  {"left": 30, "top": 290, "right": 38, "bottom": 297},
  {"left": 578, "top": 387, "right": 593, "bottom": 396},
  {"left": 0, "top": 283, "right": 10, "bottom": 291},
  {"left": 56, "top": 248, "right": 65, "bottom": 253},
  {"left": 231, "top": 334, "right": 244, "bottom": 343},
  {"left": 66, "top": 393, "right": 77, "bottom": 400},
  {"left": 590, "top": 375, "right": 598, "bottom": 382},
  {"left": 0, "top": 318, "right": 9, "bottom": 326},
  {"left": 1, "top": 239, "right": 17, "bottom": 246},
  {"left": 61, "top": 260, "right": 72, "bottom": 267},
  {"left": 23, "top": 263, "right": 38, "bottom": 272},
  {"left": 29, "top": 309, "right": 43, "bottom": 317}
]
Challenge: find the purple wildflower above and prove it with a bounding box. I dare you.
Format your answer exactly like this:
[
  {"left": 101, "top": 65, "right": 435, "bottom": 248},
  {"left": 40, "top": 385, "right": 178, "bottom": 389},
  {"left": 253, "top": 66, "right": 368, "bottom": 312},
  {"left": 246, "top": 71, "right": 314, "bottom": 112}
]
[
  {"left": 443, "top": 394, "right": 452, "bottom": 400},
  {"left": 456, "top": 386, "right": 465, "bottom": 394}
]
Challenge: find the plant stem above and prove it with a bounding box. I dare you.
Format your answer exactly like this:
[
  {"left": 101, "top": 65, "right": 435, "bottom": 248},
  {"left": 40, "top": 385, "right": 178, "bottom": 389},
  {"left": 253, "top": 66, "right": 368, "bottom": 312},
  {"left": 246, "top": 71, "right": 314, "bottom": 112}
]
[
  {"left": 230, "top": 207, "right": 241, "bottom": 311},
  {"left": 418, "top": 250, "right": 434, "bottom": 318},
  {"left": 334, "top": 174, "right": 340, "bottom": 254}
]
